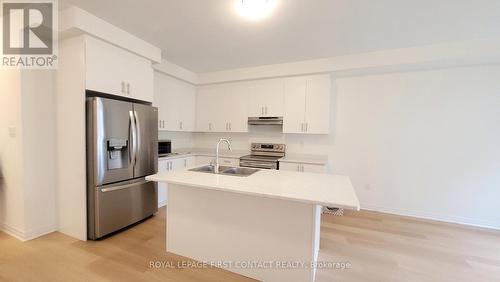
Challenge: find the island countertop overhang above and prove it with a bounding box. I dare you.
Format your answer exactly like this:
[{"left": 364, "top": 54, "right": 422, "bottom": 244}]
[{"left": 146, "top": 169, "right": 360, "bottom": 210}]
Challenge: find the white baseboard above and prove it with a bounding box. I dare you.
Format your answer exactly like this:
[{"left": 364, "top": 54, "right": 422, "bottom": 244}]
[
  {"left": 361, "top": 204, "right": 500, "bottom": 231},
  {"left": 0, "top": 222, "right": 57, "bottom": 242},
  {"left": 158, "top": 200, "right": 167, "bottom": 208},
  {"left": 0, "top": 222, "right": 27, "bottom": 241}
]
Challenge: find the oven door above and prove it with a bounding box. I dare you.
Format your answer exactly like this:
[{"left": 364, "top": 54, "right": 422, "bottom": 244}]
[{"left": 239, "top": 160, "right": 277, "bottom": 170}]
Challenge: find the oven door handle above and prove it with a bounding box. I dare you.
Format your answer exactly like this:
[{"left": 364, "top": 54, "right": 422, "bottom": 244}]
[{"left": 239, "top": 161, "right": 276, "bottom": 169}]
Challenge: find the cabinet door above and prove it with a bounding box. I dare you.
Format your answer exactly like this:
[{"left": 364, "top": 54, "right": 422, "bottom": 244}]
[
  {"left": 224, "top": 82, "right": 249, "bottom": 132},
  {"left": 171, "top": 158, "right": 185, "bottom": 170},
  {"left": 196, "top": 86, "right": 220, "bottom": 132},
  {"left": 195, "top": 156, "right": 215, "bottom": 165},
  {"left": 264, "top": 78, "right": 284, "bottom": 117},
  {"left": 179, "top": 85, "right": 196, "bottom": 131},
  {"left": 301, "top": 163, "right": 326, "bottom": 173},
  {"left": 85, "top": 36, "right": 127, "bottom": 97},
  {"left": 158, "top": 160, "right": 169, "bottom": 207},
  {"left": 153, "top": 72, "right": 170, "bottom": 130},
  {"left": 305, "top": 75, "right": 331, "bottom": 134},
  {"left": 283, "top": 77, "right": 306, "bottom": 133},
  {"left": 279, "top": 162, "right": 302, "bottom": 172},
  {"left": 155, "top": 74, "right": 196, "bottom": 132},
  {"left": 171, "top": 157, "right": 195, "bottom": 170},
  {"left": 85, "top": 36, "right": 154, "bottom": 102},
  {"left": 279, "top": 162, "right": 326, "bottom": 173},
  {"left": 185, "top": 156, "right": 195, "bottom": 168},
  {"left": 123, "top": 54, "right": 154, "bottom": 102},
  {"left": 248, "top": 78, "right": 284, "bottom": 117}
]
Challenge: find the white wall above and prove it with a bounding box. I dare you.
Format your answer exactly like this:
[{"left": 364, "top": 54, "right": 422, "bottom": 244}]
[
  {"left": 0, "top": 70, "right": 26, "bottom": 238},
  {"left": 0, "top": 70, "right": 58, "bottom": 240},
  {"left": 192, "top": 65, "right": 500, "bottom": 229},
  {"left": 21, "top": 71, "right": 58, "bottom": 239}
]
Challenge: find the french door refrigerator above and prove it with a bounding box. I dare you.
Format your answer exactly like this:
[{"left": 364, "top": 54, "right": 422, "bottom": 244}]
[{"left": 86, "top": 96, "right": 158, "bottom": 240}]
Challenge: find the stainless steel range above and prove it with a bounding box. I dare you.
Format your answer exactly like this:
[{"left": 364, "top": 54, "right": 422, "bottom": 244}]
[{"left": 240, "top": 143, "right": 285, "bottom": 170}]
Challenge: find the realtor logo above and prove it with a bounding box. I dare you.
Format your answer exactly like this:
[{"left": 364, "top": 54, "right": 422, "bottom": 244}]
[{"left": 1, "top": 0, "right": 58, "bottom": 68}]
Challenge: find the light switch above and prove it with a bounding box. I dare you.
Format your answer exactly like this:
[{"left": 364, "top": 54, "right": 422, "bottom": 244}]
[{"left": 8, "top": 127, "right": 17, "bottom": 138}]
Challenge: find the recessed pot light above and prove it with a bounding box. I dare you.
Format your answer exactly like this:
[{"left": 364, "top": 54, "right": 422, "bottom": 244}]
[{"left": 234, "top": 0, "right": 278, "bottom": 21}]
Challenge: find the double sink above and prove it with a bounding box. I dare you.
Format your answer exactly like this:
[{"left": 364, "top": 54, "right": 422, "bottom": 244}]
[{"left": 189, "top": 165, "right": 259, "bottom": 177}]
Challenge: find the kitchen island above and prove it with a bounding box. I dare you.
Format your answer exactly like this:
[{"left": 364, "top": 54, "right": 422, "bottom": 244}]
[{"left": 146, "top": 168, "right": 360, "bottom": 282}]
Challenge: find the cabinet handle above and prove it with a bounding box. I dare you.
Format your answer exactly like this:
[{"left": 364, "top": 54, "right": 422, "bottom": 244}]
[
  {"left": 229, "top": 123, "right": 232, "bottom": 131},
  {"left": 126, "top": 83, "right": 130, "bottom": 95},
  {"left": 184, "top": 159, "right": 187, "bottom": 168},
  {"left": 209, "top": 122, "right": 212, "bottom": 131},
  {"left": 121, "top": 82, "right": 125, "bottom": 94},
  {"left": 297, "top": 165, "right": 300, "bottom": 172},
  {"left": 305, "top": 123, "right": 308, "bottom": 132},
  {"left": 180, "top": 121, "right": 183, "bottom": 130}
]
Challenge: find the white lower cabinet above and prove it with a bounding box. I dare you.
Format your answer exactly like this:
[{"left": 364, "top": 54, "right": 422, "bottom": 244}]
[
  {"left": 195, "top": 156, "right": 214, "bottom": 165},
  {"left": 279, "top": 162, "right": 326, "bottom": 173},
  {"left": 158, "top": 156, "right": 194, "bottom": 207}
]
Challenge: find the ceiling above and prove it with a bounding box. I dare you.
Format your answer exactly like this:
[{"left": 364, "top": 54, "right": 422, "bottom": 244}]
[{"left": 61, "top": 0, "right": 500, "bottom": 73}]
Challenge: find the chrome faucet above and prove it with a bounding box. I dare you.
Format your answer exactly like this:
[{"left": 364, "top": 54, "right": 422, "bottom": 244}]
[{"left": 215, "top": 138, "right": 232, "bottom": 173}]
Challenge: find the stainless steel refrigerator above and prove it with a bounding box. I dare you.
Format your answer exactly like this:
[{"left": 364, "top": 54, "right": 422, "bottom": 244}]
[{"left": 86, "top": 96, "right": 158, "bottom": 240}]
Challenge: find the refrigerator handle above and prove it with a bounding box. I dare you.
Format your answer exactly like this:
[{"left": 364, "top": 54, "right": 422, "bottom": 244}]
[
  {"left": 133, "top": 110, "right": 141, "bottom": 166},
  {"left": 100, "top": 179, "right": 150, "bottom": 193},
  {"left": 129, "top": 110, "right": 137, "bottom": 168}
]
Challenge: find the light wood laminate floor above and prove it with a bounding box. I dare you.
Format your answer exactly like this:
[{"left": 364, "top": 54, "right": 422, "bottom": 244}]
[{"left": 1, "top": 208, "right": 499, "bottom": 282}]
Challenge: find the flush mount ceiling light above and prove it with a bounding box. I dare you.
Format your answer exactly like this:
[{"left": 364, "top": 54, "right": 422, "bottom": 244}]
[{"left": 235, "top": 0, "right": 278, "bottom": 21}]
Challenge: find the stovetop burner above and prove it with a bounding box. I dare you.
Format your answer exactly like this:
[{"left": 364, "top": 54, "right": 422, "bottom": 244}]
[{"left": 239, "top": 143, "right": 286, "bottom": 170}]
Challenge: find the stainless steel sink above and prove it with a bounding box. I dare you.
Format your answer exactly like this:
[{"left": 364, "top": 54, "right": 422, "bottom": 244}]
[
  {"left": 189, "top": 165, "right": 219, "bottom": 173},
  {"left": 220, "top": 167, "right": 259, "bottom": 176},
  {"left": 189, "top": 165, "right": 259, "bottom": 177}
]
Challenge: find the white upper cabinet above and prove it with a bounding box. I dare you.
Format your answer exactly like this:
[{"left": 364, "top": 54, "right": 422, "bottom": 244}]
[
  {"left": 283, "top": 74, "right": 331, "bottom": 134},
  {"left": 248, "top": 78, "right": 284, "bottom": 117},
  {"left": 196, "top": 83, "right": 248, "bottom": 133},
  {"left": 196, "top": 85, "right": 222, "bottom": 132},
  {"left": 222, "top": 83, "right": 249, "bottom": 132},
  {"left": 85, "top": 36, "right": 153, "bottom": 102},
  {"left": 154, "top": 72, "right": 196, "bottom": 131},
  {"left": 283, "top": 77, "right": 307, "bottom": 134}
]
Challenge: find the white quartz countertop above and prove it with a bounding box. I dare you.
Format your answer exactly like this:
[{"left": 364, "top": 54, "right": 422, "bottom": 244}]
[
  {"left": 159, "top": 149, "right": 329, "bottom": 165},
  {"left": 159, "top": 148, "right": 248, "bottom": 161},
  {"left": 146, "top": 169, "right": 360, "bottom": 210}
]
